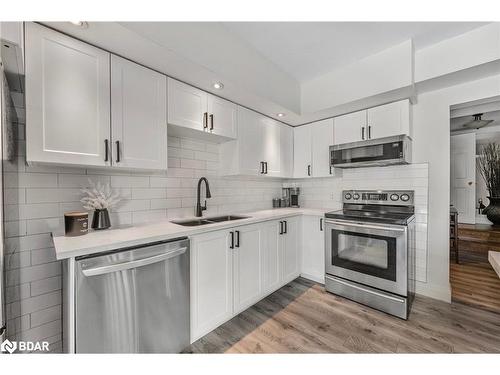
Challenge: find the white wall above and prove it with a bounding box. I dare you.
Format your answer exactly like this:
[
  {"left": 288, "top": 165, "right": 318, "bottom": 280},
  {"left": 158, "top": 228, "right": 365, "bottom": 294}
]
[
  {"left": 412, "top": 74, "right": 500, "bottom": 300},
  {"left": 2, "top": 88, "right": 282, "bottom": 352},
  {"left": 301, "top": 40, "right": 413, "bottom": 114}
]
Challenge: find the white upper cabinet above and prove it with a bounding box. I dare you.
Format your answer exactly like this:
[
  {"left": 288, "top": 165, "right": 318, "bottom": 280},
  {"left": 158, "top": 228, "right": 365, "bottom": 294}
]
[
  {"left": 111, "top": 55, "right": 167, "bottom": 170},
  {"left": 367, "top": 100, "right": 410, "bottom": 140},
  {"left": 293, "top": 119, "right": 337, "bottom": 178},
  {"left": 279, "top": 123, "right": 294, "bottom": 178},
  {"left": 168, "top": 78, "right": 237, "bottom": 141},
  {"left": 333, "top": 110, "right": 366, "bottom": 145},
  {"left": 25, "top": 22, "right": 111, "bottom": 167},
  {"left": 207, "top": 95, "right": 238, "bottom": 139},
  {"left": 261, "top": 117, "right": 281, "bottom": 177},
  {"left": 311, "top": 119, "right": 335, "bottom": 177},
  {"left": 167, "top": 78, "right": 207, "bottom": 131},
  {"left": 220, "top": 106, "right": 286, "bottom": 177},
  {"left": 333, "top": 100, "right": 411, "bottom": 145},
  {"left": 293, "top": 125, "right": 312, "bottom": 178}
]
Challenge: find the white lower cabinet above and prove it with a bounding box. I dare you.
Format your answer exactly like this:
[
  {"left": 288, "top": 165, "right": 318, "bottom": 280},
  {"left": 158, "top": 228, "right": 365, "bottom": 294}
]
[
  {"left": 190, "top": 229, "right": 233, "bottom": 342},
  {"left": 281, "top": 216, "right": 300, "bottom": 283},
  {"left": 300, "top": 215, "right": 325, "bottom": 283},
  {"left": 233, "top": 224, "right": 265, "bottom": 314},
  {"left": 189, "top": 216, "right": 301, "bottom": 342}
]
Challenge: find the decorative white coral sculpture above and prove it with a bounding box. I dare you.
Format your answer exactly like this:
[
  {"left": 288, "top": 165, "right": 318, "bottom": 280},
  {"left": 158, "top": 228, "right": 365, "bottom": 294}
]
[{"left": 80, "top": 179, "right": 121, "bottom": 210}]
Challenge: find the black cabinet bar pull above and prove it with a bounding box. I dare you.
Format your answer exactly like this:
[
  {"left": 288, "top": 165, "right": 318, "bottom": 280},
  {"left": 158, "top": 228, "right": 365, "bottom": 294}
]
[
  {"left": 368, "top": 125, "right": 371, "bottom": 139},
  {"left": 329, "top": 165, "right": 333, "bottom": 175},
  {"left": 361, "top": 127, "right": 365, "bottom": 140},
  {"left": 230, "top": 231, "right": 234, "bottom": 249},
  {"left": 284, "top": 220, "right": 287, "bottom": 234},
  {"left": 203, "top": 112, "right": 208, "bottom": 129},
  {"left": 264, "top": 162, "right": 268, "bottom": 174},
  {"left": 210, "top": 114, "right": 214, "bottom": 131},
  {"left": 115, "top": 140, "right": 121, "bottom": 163},
  {"left": 235, "top": 230, "right": 240, "bottom": 248},
  {"left": 279, "top": 221, "right": 283, "bottom": 235},
  {"left": 320, "top": 218, "right": 323, "bottom": 231},
  {"left": 104, "top": 139, "right": 109, "bottom": 162},
  {"left": 307, "top": 165, "right": 311, "bottom": 176}
]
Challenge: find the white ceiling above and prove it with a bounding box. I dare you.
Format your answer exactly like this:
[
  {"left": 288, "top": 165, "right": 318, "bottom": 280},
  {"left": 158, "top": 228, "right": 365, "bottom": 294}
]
[{"left": 222, "top": 22, "right": 489, "bottom": 82}]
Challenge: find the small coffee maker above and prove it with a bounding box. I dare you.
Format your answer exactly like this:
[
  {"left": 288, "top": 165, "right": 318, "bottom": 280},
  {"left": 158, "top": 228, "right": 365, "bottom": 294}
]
[{"left": 282, "top": 187, "right": 300, "bottom": 207}]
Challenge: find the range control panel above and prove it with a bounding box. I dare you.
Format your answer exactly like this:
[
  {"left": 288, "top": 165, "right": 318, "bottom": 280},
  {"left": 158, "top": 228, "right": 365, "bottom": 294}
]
[{"left": 342, "top": 190, "right": 414, "bottom": 206}]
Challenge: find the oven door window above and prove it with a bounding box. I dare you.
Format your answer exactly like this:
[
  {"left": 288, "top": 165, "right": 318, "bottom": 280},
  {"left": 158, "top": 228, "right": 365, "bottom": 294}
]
[{"left": 331, "top": 230, "right": 397, "bottom": 281}]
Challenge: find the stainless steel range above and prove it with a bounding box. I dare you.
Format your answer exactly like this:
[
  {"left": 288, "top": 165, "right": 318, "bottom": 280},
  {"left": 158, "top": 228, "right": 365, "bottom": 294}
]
[{"left": 324, "top": 190, "right": 416, "bottom": 319}]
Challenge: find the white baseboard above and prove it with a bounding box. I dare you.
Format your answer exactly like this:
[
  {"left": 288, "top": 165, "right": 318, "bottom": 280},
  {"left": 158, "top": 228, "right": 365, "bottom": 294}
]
[
  {"left": 415, "top": 281, "right": 451, "bottom": 302},
  {"left": 300, "top": 273, "right": 325, "bottom": 284}
]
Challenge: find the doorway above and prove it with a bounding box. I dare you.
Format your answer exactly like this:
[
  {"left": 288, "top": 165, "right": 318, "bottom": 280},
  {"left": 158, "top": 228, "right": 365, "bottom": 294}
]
[{"left": 449, "top": 96, "right": 500, "bottom": 314}]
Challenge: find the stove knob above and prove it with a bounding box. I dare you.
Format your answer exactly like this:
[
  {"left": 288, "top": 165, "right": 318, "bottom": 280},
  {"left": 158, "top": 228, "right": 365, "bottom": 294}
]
[
  {"left": 353, "top": 193, "right": 360, "bottom": 200},
  {"left": 344, "top": 193, "right": 352, "bottom": 200},
  {"left": 390, "top": 194, "right": 399, "bottom": 201},
  {"left": 400, "top": 194, "right": 410, "bottom": 202}
]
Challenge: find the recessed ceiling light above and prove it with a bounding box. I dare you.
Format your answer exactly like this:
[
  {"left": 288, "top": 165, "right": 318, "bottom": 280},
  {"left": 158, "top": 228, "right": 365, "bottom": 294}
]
[
  {"left": 69, "top": 21, "right": 89, "bottom": 29},
  {"left": 212, "top": 82, "right": 224, "bottom": 90},
  {"left": 277, "top": 113, "right": 285, "bottom": 117}
]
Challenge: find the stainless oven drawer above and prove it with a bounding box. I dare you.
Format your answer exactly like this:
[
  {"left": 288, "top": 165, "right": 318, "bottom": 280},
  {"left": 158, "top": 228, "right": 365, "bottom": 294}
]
[{"left": 325, "top": 275, "right": 408, "bottom": 319}]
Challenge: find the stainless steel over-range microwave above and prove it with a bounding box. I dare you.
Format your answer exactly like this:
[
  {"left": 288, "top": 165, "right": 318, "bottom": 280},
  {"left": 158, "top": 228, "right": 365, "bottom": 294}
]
[{"left": 330, "top": 135, "right": 412, "bottom": 168}]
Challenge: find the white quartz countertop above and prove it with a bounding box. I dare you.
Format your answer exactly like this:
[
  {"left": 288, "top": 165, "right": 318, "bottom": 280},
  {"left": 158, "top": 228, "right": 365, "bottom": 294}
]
[
  {"left": 52, "top": 208, "right": 328, "bottom": 260},
  {"left": 489, "top": 251, "right": 500, "bottom": 279}
]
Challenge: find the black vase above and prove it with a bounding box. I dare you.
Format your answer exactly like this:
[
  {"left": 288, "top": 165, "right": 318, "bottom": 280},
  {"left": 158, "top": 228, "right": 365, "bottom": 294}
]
[
  {"left": 91, "top": 208, "right": 111, "bottom": 230},
  {"left": 485, "top": 197, "right": 500, "bottom": 225}
]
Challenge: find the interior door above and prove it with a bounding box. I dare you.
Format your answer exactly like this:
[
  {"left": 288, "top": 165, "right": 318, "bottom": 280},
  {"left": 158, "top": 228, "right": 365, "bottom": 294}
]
[
  {"left": 207, "top": 95, "right": 237, "bottom": 139},
  {"left": 25, "top": 22, "right": 111, "bottom": 166},
  {"left": 293, "top": 124, "right": 312, "bottom": 178},
  {"left": 311, "top": 118, "right": 335, "bottom": 177},
  {"left": 111, "top": 55, "right": 167, "bottom": 170},
  {"left": 333, "top": 110, "right": 366, "bottom": 145},
  {"left": 450, "top": 133, "right": 476, "bottom": 224},
  {"left": 167, "top": 78, "right": 207, "bottom": 131}
]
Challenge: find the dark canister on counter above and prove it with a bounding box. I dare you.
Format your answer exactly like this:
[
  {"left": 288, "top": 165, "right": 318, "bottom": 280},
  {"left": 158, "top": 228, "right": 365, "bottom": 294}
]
[{"left": 64, "top": 211, "right": 89, "bottom": 236}]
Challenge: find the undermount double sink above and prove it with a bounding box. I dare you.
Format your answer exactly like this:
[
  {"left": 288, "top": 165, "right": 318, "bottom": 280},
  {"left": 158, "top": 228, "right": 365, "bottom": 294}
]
[{"left": 171, "top": 215, "right": 250, "bottom": 227}]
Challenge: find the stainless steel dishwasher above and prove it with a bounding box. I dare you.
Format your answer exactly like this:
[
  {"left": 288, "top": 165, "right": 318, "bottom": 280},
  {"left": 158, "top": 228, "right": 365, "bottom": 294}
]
[{"left": 75, "top": 237, "right": 190, "bottom": 353}]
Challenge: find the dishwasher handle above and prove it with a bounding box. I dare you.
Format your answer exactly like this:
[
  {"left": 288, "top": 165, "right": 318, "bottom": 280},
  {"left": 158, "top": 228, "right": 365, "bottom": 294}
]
[{"left": 81, "top": 247, "right": 187, "bottom": 277}]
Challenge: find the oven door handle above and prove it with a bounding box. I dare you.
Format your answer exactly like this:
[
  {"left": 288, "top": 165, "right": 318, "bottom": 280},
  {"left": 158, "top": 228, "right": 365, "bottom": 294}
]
[{"left": 324, "top": 219, "right": 406, "bottom": 232}]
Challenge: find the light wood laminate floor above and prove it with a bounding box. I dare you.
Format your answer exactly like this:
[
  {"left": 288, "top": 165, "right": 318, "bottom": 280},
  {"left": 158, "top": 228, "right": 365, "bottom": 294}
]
[{"left": 186, "top": 278, "right": 500, "bottom": 353}]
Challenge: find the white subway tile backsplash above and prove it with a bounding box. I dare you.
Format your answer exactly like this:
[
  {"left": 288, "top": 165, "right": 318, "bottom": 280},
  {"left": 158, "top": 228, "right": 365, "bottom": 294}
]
[
  {"left": 30, "top": 305, "right": 61, "bottom": 328},
  {"left": 110, "top": 175, "right": 150, "bottom": 188},
  {"left": 30, "top": 276, "right": 62, "bottom": 297},
  {"left": 58, "top": 174, "right": 110, "bottom": 188},
  {"left": 26, "top": 188, "right": 82, "bottom": 203},
  {"left": 4, "top": 172, "right": 58, "bottom": 188}
]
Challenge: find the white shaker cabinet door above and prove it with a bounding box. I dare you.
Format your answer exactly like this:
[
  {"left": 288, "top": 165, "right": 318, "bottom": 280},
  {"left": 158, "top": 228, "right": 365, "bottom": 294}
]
[
  {"left": 167, "top": 78, "right": 208, "bottom": 131},
  {"left": 25, "top": 22, "right": 111, "bottom": 166},
  {"left": 333, "top": 110, "right": 366, "bottom": 145},
  {"left": 262, "top": 117, "right": 281, "bottom": 177},
  {"left": 279, "top": 123, "right": 294, "bottom": 178},
  {"left": 301, "top": 216, "right": 325, "bottom": 283},
  {"left": 282, "top": 216, "right": 301, "bottom": 284},
  {"left": 207, "top": 95, "right": 237, "bottom": 139},
  {"left": 293, "top": 124, "right": 312, "bottom": 178},
  {"left": 190, "top": 230, "right": 233, "bottom": 342},
  {"left": 111, "top": 55, "right": 167, "bottom": 170},
  {"left": 237, "top": 107, "right": 265, "bottom": 175},
  {"left": 311, "top": 118, "right": 335, "bottom": 177},
  {"left": 263, "top": 220, "right": 282, "bottom": 293},
  {"left": 233, "top": 224, "right": 265, "bottom": 314},
  {"left": 367, "top": 100, "right": 410, "bottom": 140}
]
